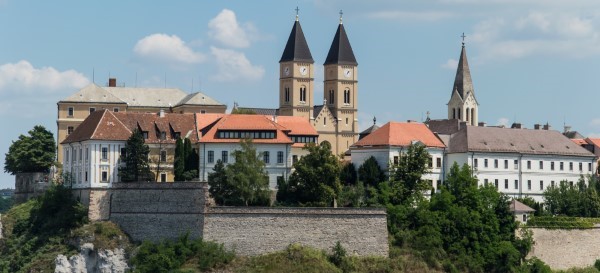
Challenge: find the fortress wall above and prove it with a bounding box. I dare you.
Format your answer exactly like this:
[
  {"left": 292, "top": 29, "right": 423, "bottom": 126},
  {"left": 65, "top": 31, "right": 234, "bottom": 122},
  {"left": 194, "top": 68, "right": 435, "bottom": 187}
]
[{"left": 529, "top": 228, "right": 600, "bottom": 269}]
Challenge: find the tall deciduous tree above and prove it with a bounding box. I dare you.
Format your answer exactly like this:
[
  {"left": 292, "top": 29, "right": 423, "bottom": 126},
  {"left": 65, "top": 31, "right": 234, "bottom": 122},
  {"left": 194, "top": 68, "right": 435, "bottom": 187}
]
[
  {"left": 358, "top": 156, "right": 386, "bottom": 187},
  {"left": 118, "top": 129, "right": 151, "bottom": 182},
  {"left": 4, "top": 125, "right": 55, "bottom": 175},
  {"left": 277, "top": 142, "right": 342, "bottom": 206},
  {"left": 389, "top": 142, "right": 431, "bottom": 205}
]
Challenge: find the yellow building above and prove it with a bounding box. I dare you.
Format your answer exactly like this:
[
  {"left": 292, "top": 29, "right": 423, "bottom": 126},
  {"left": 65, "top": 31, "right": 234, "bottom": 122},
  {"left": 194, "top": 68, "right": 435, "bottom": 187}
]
[{"left": 56, "top": 78, "right": 226, "bottom": 163}]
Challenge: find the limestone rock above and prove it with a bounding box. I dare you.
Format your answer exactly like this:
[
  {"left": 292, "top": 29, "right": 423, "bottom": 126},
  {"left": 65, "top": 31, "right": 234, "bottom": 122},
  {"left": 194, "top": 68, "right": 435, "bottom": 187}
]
[{"left": 54, "top": 243, "right": 129, "bottom": 273}]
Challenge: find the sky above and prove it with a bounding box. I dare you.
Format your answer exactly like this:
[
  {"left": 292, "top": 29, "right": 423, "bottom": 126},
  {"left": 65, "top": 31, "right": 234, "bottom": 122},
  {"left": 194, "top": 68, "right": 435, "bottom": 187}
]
[{"left": 2, "top": 0, "right": 600, "bottom": 188}]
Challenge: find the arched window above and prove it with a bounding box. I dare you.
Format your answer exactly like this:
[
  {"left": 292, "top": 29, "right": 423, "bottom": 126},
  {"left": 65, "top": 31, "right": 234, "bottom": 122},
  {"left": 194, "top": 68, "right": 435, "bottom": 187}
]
[
  {"left": 344, "top": 89, "right": 351, "bottom": 104},
  {"left": 300, "top": 86, "right": 306, "bottom": 103},
  {"left": 452, "top": 108, "right": 456, "bottom": 119},
  {"left": 328, "top": 90, "right": 334, "bottom": 104},
  {"left": 466, "top": 107, "right": 470, "bottom": 122},
  {"left": 284, "top": 87, "right": 290, "bottom": 102},
  {"left": 458, "top": 109, "right": 461, "bottom": 120},
  {"left": 471, "top": 108, "right": 475, "bottom": 125}
]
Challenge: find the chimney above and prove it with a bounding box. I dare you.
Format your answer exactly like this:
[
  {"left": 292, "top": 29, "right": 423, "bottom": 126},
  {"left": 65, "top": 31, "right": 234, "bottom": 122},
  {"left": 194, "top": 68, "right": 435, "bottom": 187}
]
[
  {"left": 478, "top": 122, "right": 487, "bottom": 127},
  {"left": 511, "top": 123, "right": 522, "bottom": 129},
  {"left": 534, "top": 124, "right": 541, "bottom": 130},
  {"left": 543, "top": 123, "right": 551, "bottom": 130},
  {"left": 108, "top": 78, "right": 117, "bottom": 87},
  {"left": 159, "top": 109, "right": 165, "bottom": 118}
]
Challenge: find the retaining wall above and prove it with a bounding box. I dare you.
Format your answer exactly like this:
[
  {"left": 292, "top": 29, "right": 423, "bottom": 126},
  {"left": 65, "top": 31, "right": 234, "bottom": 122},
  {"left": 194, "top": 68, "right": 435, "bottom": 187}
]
[{"left": 530, "top": 228, "right": 600, "bottom": 269}]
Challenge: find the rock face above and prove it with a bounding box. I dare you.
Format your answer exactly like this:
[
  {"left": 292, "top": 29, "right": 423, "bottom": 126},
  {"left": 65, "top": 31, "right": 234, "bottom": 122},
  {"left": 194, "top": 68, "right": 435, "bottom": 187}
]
[{"left": 54, "top": 243, "right": 129, "bottom": 273}]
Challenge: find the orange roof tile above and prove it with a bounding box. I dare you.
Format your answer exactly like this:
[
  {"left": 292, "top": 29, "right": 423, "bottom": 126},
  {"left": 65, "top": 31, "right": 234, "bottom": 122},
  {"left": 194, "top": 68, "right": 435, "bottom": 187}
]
[
  {"left": 199, "top": 114, "right": 293, "bottom": 144},
  {"left": 274, "top": 116, "right": 318, "bottom": 136},
  {"left": 352, "top": 122, "right": 445, "bottom": 148},
  {"left": 195, "top": 113, "right": 225, "bottom": 131},
  {"left": 62, "top": 110, "right": 132, "bottom": 143},
  {"left": 586, "top": 138, "right": 600, "bottom": 147},
  {"left": 572, "top": 139, "right": 587, "bottom": 145}
]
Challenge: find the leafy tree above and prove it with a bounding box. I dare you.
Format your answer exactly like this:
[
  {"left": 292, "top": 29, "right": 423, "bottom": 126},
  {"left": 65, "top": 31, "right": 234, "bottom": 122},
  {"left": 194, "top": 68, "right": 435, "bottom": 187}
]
[
  {"left": 339, "top": 162, "right": 357, "bottom": 186},
  {"left": 4, "top": 125, "right": 55, "bottom": 175},
  {"left": 28, "top": 183, "right": 88, "bottom": 235},
  {"left": 389, "top": 142, "right": 431, "bottom": 205},
  {"left": 231, "top": 108, "right": 256, "bottom": 114},
  {"left": 207, "top": 139, "right": 270, "bottom": 206},
  {"left": 118, "top": 129, "right": 151, "bottom": 182},
  {"left": 357, "top": 156, "right": 386, "bottom": 187},
  {"left": 277, "top": 142, "right": 342, "bottom": 206},
  {"left": 544, "top": 176, "right": 600, "bottom": 217},
  {"left": 183, "top": 138, "right": 199, "bottom": 181},
  {"left": 174, "top": 138, "right": 185, "bottom": 181}
]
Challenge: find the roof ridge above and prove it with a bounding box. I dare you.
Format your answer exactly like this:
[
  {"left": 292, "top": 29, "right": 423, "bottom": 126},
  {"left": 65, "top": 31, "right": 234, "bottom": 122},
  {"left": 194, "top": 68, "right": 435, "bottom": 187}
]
[
  {"left": 113, "top": 112, "right": 132, "bottom": 136},
  {"left": 90, "top": 110, "right": 109, "bottom": 140}
]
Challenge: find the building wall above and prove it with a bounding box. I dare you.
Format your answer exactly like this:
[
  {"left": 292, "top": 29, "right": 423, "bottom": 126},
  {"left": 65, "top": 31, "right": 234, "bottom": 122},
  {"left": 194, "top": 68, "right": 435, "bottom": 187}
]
[
  {"left": 529, "top": 228, "right": 600, "bottom": 270},
  {"left": 63, "top": 140, "right": 126, "bottom": 188},
  {"left": 14, "top": 172, "right": 51, "bottom": 203}
]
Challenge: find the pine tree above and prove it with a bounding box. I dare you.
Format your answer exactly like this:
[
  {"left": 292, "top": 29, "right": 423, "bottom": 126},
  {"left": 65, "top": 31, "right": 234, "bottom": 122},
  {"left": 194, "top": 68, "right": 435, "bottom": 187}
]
[
  {"left": 174, "top": 138, "right": 184, "bottom": 181},
  {"left": 118, "top": 129, "right": 151, "bottom": 182},
  {"left": 358, "top": 156, "right": 386, "bottom": 187}
]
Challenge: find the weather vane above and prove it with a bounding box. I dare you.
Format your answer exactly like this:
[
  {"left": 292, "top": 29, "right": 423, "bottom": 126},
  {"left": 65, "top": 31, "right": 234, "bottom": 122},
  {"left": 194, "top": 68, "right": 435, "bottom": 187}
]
[
  {"left": 339, "top": 10, "right": 343, "bottom": 24},
  {"left": 295, "top": 6, "right": 299, "bottom": 21}
]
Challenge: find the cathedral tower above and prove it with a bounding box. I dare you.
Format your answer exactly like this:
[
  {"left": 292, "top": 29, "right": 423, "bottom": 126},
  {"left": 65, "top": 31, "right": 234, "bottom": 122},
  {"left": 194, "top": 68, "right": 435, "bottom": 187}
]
[
  {"left": 447, "top": 35, "right": 479, "bottom": 126},
  {"left": 279, "top": 12, "right": 314, "bottom": 120},
  {"left": 322, "top": 13, "right": 358, "bottom": 153}
]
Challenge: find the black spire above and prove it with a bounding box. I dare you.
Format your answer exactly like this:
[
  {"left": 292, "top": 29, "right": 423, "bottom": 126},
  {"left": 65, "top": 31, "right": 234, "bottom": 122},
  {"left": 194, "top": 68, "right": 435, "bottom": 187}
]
[
  {"left": 279, "top": 19, "right": 314, "bottom": 63},
  {"left": 452, "top": 43, "right": 474, "bottom": 100},
  {"left": 324, "top": 21, "right": 357, "bottom": 66}
]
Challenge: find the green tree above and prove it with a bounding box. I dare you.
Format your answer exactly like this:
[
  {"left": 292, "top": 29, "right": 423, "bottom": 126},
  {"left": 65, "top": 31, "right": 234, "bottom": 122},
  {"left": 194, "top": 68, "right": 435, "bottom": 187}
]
[
  {"left": 118, "top": 129, "right": 151, "bottom": 182},
  {"left": 173, "top": 138, "right": 185, "bottom": 181},
  {"left": 357, "top": 156, "right": 386, "bottom": 187},
  {"left": 339, "top": 162, "right": 357, "bottom": 186},
  {"left": 4, "top": 125, "right": 56, "bottom": 175},
  {"left": 231, "top": 108, "right": 256, "bottom": 114},
  {"left": 207, "top": 139, "right": 270, "bottom": 206},
  {"left": 277, "top": 142, "right": 342, "bottom": 206},
  {"left": 182, "top": 138, "right": 199, "bottom": 181}
]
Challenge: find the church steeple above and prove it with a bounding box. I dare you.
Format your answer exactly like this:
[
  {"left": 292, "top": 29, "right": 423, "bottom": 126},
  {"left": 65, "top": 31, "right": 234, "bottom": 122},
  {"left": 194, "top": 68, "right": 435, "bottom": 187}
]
[
  {"left": 324, "top": 12, "right": 357, "bottom": 66},
  {"left": 447, "top": 33, "right": 478, "bottom": 126},
  {"left": 279, "top": 17, "right": 314, "bottom": 63}
]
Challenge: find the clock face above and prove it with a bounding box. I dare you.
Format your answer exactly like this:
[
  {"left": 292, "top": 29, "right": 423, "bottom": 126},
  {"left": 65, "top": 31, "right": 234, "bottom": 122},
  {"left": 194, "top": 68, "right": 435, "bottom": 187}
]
[
  {"left": 299, "top": 66, "right": 308, "bottom": 76},
  {"left": 284, "top": 66, "right": 290, "bottom": 76},
  {"left": 344, "top": 69, "right": 352, "bottom": 78}
]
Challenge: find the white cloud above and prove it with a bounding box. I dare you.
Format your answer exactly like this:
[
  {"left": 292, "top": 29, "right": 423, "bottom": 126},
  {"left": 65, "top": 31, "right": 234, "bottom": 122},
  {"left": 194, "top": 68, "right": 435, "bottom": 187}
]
[
  {"left": 210, "top": 47, "right": 264, "bottom": 82},
  {"left": 497, "top": 117, "right": 510, "bottom": 127},
  {"left": 590, "top": 118, "right": 600, "bottom": 127},
  {"left": 133, "top": 33, "right": 205, "bottom": 64},
  {"left": 208, "top": 9, "right": 255, "bottom": 48},
  {"left": 0, "top": 60, "right": 89, "bottom": 94},
  {"left": 367, "top": 10, "right": 454, "bottom": 21},
  {"left": 441, "top": 58, "right": 458, "bottom": 69}
]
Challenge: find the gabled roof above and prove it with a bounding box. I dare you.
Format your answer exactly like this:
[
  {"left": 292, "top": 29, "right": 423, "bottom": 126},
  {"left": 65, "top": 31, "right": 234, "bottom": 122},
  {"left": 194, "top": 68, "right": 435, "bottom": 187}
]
[
  {"left": 177, "top": 92, "right": 224, "bottom": 106},
  {"left": 275, "top": 116, "right": 318, "bottom": 136},
  {"left": 447, "top": 126, "right": 595, "bottom": 157},
  {"left": 199, "top": 114, "right": 293, "bottom": 144},
  {"left": 451, "top": 45, "right": 475, "bottom": 101},
  {"left": 61, "top": 110, "right": 131, "bottom": 143},
  {"left": 324, "top": 23, "right": 357, "bottom": 66},
  {"left": 60, "top": 83, "right": 126, "bottom": 104},
  {"left": 509, "top": 200, "right": 535, "bottom": 213},
  {"left": 280, "top": 20, "right": 314, "bottom": 63},
  {"left": 352, "top": 122, "right": 446, "bottom": 148}
]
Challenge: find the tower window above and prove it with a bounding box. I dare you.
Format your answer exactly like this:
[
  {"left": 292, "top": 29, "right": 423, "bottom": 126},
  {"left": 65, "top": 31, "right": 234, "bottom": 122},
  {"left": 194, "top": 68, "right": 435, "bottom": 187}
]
[
  {"left": 285, "top": 87, "right": 290, "bottom": 103},
  {"left": 329, "top": 90, "right": 334, "bottom": 104},
  {"left": 300, "top": 86, "right": 306, "bottom": 103},
  {"left": 344, "top": 89, "right": 351, "bottom": 104},
  {"left": 67, "top": 126, "right": 74, "bottom": 135},
  {"left": 452, "top": 108, "right": 456, "bottom": 119},
  {"left": 68, "top": 107, "right": 74, "bottom": 117}
]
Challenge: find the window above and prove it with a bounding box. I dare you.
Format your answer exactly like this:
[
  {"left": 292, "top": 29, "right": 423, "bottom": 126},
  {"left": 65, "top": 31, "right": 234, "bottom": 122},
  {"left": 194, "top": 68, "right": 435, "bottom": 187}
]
[
  {"left": 540, "top": 180, "right": 544, "bottom": 190},
  {"left": 560, "top": 162, "right": 564, "bottom": 171},
  {"left": 345, "top": 118, "right": 348, "bottom": 125},
  {"left": 539, "top": 161, "right": 543, "bottom": 170},
  {"left": 527, "top": 180, "right": 532, "bottom": 190},
  {"left": 160, "top": 150, "right": 167, "bottom": 162},
  {"left": 551, "top": 181, "right": 555, "bottom": 187},
  {"left": 494, "top": 179, "right": 498, "bottom": 189},
  {"left": 79, "top": 148, "right": 82, "bottom": 162},
  {"left": 579, "top": 162, "right": 583, "bottom": 171},
  {"left": 527, "top": 161, "right": 531, "bottom": 169},
  {"left": 437, "top": 180, "right": 442, "bottom": 189},
  {"left": 142, "top": 132, "right": 149, "bottom": 139},
  {"left": 484, "top": 178, "right": 488, "bottom": 186},
  {"left": 569, "top": 162, "right": 573, "bottom": 171},
  {"left": 65, "top": 150, "right": 69, "bottom": 162},
  {"left": 67, "top": 126, "right": 74, "bottom": 135},
  {"left": 300, "top": 86, "right": 307, "bottom": 103},
  {"left": 514, "top": 160, "right": 519, "bottom": 169},
  {"left": 474, "top": 158, "right": 478, "bottom": 168},
  {"left": 504, "top": 179, "right": 509, "bottom": 189},
  {"left": 277, "top": 151, "right": 284, "bottom": 164},
  {"left": 113, "top": 107, "right": 119, "bottom": 112},
  {"left": 207, "top": 151, "right": 214, "bottom": 163},
  {"left": 72, "top": 149, "right": 76, "bottom": 162},
  {"left": 589, "top": 163, "right": 593, "bottom": 172},
  {"left": 68, "top": 107, "right": 74, "bottom": 117},
  {"left": 329, "top": 90, "right": 334, "bottom": 104},
  {"left": 343, "top": 89, "right": 351, "bottom": 104},
  {"left": 551, "top": 162, "right": 555, "bottom": 170},
  {"left": 428, "top": 157, "right": 433, "bottom": 168},
  {"left": 120, "top": 148, "right": 126, "bottom": 160},
  {"left": 494, "top": 159, "right": 498, "bottom": 168},
  {"left": 160, "top": 173, "right": 167, "bottom": 182},
  {"left": 263, "top": 151, "right": 270, "bottom": 164},
  {"left": 504, "top": 160, "right": 508, "bottom": 169},
  {"left": 101, "top": 171, "right": 108, "bottom": 182},
  {"left": 86, "top": 148, "right": 89, "bottom": 161},
  {"left": 285, "top": 87, "right": 290, "bottom": 103},
  {"left": 222, "top": 151, "right": 228, "bottom": 163},
  {"left": 436, "top": 158, "right": 442, "bottom": 168},
  {"left": 484, "top": 159, "right": 488, "bottom": 168},
  {"left": 89, "top": 107, "right": 96, "bottom": 114},
  {"left": 160, "top": 131, "right": 166, "bottom": 140},
  {"left": 570, "top": 181, "right": 574, "bottom": 187},
  {"left": 324, "top": 117, "right": 326, "bottom": 126},
  {"left": 516, "top": 180, "right": 519, "bottom": 190},
  {"left": 85, "top": 171, "right": 88, "bottom": 182},
  {"left": 292, "top": 155, "right": 298, "bottom": 164},
  {"left": 101, "top": 147, "right": 108, "bottom": 160},
  {"left": 393, "top": 156, "right": 399, "bottom": 165}
]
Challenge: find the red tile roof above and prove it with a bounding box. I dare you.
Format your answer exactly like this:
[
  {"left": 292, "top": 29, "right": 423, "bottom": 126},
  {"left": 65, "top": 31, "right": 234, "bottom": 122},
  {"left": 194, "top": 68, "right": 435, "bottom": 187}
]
[
  {"left": 572, "top": 139, "right": 587, "bottom": 145},
  {"left": 199, "top": 114, "right": 293, "bottom": 144},
  {"left": 62, "top": 110, "right": 132, "bottom": 143},
  {"left": 352, "top": 122, "right": 445, "bottom": 148},
  {"left": 275, "top": 116, "right": 318, "bottom": 136},
  {"left": 586, "top": 138, "right": 600, "bottom": 147}
]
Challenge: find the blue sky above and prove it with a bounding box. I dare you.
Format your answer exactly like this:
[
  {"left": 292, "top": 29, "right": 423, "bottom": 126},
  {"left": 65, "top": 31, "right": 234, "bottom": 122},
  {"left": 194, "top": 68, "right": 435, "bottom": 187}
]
[{"left": 2, "top": 0, "right": 600, "bottom": 188}]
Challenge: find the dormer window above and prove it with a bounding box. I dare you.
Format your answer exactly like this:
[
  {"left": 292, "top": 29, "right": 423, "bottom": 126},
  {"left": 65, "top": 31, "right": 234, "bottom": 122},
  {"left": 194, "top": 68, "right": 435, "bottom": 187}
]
[{"left": 142, "top": 131, "right": 149, "bottom": 139}]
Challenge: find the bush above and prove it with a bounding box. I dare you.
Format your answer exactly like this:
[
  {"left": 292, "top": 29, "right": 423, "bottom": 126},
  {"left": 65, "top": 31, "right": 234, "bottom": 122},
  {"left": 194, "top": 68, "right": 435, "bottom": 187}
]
[{"left": 595, "top": 259, "right": 600, "bottom": 271}]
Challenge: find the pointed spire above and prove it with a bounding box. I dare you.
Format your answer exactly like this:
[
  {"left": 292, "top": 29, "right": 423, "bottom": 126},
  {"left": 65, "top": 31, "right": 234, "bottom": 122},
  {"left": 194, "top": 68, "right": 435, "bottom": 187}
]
[
  {"left": 324, "top": 18, "right": 357, "bottom": 66},
  {"left": 452, "top": 35, "right": 474, "bottom": 100},
  {"left": 279, "top": 9, "right": 314, "bottom": 63}
]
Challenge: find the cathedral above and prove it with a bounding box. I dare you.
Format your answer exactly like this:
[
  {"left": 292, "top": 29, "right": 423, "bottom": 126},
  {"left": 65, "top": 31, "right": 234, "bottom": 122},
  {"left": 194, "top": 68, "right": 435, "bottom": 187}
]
[{"left": 237, "top": 12, "right": 359, "bottom": 156}]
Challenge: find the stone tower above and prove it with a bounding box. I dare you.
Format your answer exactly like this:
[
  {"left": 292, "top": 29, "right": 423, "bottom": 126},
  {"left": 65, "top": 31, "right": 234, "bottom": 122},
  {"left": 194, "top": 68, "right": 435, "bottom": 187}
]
[
  {"left": 322, "top": 15, "right": 359, "bottom": 153},
  {"left": 447, "top": 39, "right": 479, "bottom": 126},
  {"left": 279, "top": 14, "right": 314, "bottom": 120}
]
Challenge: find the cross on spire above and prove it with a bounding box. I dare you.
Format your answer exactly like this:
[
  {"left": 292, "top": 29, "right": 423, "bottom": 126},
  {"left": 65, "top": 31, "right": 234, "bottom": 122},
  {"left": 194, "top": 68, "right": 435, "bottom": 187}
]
[
  {"left": 295, "top": 6, "right": 299, "bottom": 21},
  {"left": 461, "top": 32, "right": 466, "bottom": 46},
  {"left": 373, "top": 116, "right": 376, "bottom": 125},
  {"left": 339, "top": 10, "right": 343, "bottom": 24}
]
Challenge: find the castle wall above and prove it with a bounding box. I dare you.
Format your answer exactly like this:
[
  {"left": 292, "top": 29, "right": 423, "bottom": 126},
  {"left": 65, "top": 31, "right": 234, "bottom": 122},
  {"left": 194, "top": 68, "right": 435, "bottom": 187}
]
[
  {"left": 14, "top": 172, "right": 50, "bottom": 203},
  {"left": 529, "top": 228, "right": 600, "bottom": 269}
]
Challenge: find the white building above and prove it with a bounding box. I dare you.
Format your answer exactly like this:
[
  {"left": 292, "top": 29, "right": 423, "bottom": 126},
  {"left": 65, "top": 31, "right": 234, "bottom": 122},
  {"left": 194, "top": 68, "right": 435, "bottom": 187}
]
[{"left": 350, "top": 121, "right": 447, "bottom": 191}]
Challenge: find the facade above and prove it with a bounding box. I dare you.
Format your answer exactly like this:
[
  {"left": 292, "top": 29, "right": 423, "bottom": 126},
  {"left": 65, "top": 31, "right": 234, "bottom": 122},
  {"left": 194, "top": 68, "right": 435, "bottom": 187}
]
[
  {"left": 61, "top": 110, "right": 199, "bottom": 188},
  {"left": 239, "top": 14, "right": 359, "bottom": 156},
  {"left": 443, "top": 125, "right": 597, "bottom": 202},
  {"left": 350, "top": 121, "right": 447, "bottom": 191},
  {"left": 57, "top": 78, "right": 226, "bottom": 163}
]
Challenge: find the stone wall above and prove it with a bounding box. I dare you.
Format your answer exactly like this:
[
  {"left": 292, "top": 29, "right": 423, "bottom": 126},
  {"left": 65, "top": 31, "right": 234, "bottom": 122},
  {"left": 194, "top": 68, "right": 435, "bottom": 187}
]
[
  {"left": 109, "top": 182, "right": 206, "bottom": 242},
  {"left": 529, "top": 228, "right": 600, "bottom": 269},
  {"left": 14, "top": 172, "right": 50, "bottom": 203},
  {"left": 203, "top": 207, "right": 389, "bottom": 256}
]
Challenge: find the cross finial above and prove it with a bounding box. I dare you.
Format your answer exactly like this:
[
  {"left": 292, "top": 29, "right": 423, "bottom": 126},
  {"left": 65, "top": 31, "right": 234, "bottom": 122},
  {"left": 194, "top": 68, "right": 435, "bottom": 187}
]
[
  {"left": 295, "top": 6, "right": 299, "bottom": 21},
  {"left": 461, "top": 32, "right": 466, "bottom": 46},
  {"left": 426, "top": 111, "right": 430, "bottom": 118},
  {"left": 373, "top": 116, "right": 376, "bottom": 125},
  {"left": 339, "top": 10, "right": 343, "bottom": 24}
]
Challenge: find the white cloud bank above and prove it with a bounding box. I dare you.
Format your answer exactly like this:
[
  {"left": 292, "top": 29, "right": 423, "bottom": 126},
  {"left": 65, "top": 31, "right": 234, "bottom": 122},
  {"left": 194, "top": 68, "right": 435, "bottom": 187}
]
[
  {"left": 133, "top": 33, "right": 205, "bottom": 64},
  {"left": 0, "top": 60, "right": 89, "bottom": 94},
  {"left": 210, "top": 47, "right": 264, "bottom": 82},
  {"left": 209, "top": 9, "right": 255, "bottom": 48}
]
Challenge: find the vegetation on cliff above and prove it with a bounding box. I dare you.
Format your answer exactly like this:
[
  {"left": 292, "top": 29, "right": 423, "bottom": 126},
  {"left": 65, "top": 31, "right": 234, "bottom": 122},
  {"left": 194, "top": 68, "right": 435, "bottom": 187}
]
[{"left": 4, "top": 125, "right": 55, "bottom": 175}]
